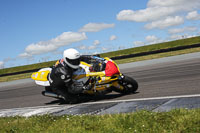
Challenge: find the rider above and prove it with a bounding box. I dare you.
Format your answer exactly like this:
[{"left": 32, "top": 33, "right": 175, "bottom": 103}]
[
  {"left": 49, "top": 48, "right": 86, "bottom": 95},
  {"left": 49, "top": 48, "right": 120, "bottom": 96}
]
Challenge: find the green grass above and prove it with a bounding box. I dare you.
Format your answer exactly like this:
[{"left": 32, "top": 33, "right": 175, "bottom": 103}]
[
  {"left": 1, "top": 36, "right": 200, "bottom": 76},
  {"left": 0, "top": 36, "right": 200, "bottom": 82},
  {"left": 0, "top": 61, "right": 56, "bottom": 75},
  {"left": 115, "top": 46, "right": 200, "bottom": 64},
  {"left": 0, "top": 109, "right": 199, "bottom": 133},
  {"left": 100, "top": 36, "right": 200, "bottom": 58},
  {"left": 0, "top": 72, "right": 32, "bottom": 82},
  {"left": 1, "top": 47, "right": 200, "bottom": 82}
]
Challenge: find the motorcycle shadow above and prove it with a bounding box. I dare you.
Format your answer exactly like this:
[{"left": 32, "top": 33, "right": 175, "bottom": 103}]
[
  {"left": 45, "top": 92, "right": 139, "bottom": 105},
  {"left": 91, "top": 92, "right": 139, "bottom": 102}
]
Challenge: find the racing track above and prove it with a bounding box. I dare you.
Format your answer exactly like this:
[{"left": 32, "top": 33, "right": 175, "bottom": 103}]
[{"left": 0, "top": 52, "right": 200, "bottom": 111}]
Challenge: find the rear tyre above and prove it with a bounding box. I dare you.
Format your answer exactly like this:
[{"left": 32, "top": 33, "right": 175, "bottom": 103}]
[{"left": 120, "top": 75, "right": 138, "bottom": 94}]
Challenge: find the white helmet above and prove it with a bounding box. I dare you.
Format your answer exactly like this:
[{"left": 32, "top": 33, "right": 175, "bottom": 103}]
[{"left": 63, "top": 48, "right": 81, "bottom": 69}]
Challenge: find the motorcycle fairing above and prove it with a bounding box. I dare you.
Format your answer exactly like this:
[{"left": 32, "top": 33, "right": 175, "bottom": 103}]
[
  {"left": 31, "top": 68, "right": 52, "bottom": 86},
  {"left": 31, "top": 71, "right": 49, "bottom": 81},
  {"left": 31, "top": 60, "right": 124, "bottom": 92}
]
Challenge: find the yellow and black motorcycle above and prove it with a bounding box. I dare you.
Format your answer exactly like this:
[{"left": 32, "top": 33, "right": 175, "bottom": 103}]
[{"left": 31, "top": 57, "right": 138, "bottom": 103}]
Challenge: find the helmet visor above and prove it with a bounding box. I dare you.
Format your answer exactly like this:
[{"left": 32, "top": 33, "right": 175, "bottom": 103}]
[{"left": 65, "top": 58, "right": 80, "bottom": 66}]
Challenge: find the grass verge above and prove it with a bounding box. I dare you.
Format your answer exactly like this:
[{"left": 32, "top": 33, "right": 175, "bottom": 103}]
[
  {"left": 0, "top": 61, "right": 56, "bottom": 75},
  {"left": 0, "top": 47, "right": 200, "bottom": 82},
  {"left": 115, "top": 46, "right": 200, "bottom": 64},
  {"left": 0, "top": 109, "right": 199, "bottom": 132},
  {"left": 0, "top": 36, "right": 200, "bottom": 82},
  {"left": 101, "top": 36, "right": 200, "bottom": 58},
  {"left": 1, "top": 36, "right": 200, "bottom": 76},
  {"left": 0, "top": 72, "right": 32, "bottom": 82}
]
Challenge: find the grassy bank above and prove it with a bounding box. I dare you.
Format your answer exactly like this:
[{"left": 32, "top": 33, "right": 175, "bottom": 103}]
[
  {"left": 115, "top": 46, "right": 200, "bottom": 64},
  {"left": 1, "top": 46, "right": 200, "bottom": 82},
  {"left": 0, "top": 36, "right": 200, "bottom": 82},
  {"left": 0, "top": 72, "right": 32, "bottom": 82},
  {"left": 101, "top": 36, "right": 200, "bottom": 58},
  {"left": 0, "top": 61, "right": 56, "bottom": 75},
  {"left": 0, "top": 109, "right": 199, "bottom": 132},
  {"left": 1, "top": 36, "right": 200, "bottom": 76}
]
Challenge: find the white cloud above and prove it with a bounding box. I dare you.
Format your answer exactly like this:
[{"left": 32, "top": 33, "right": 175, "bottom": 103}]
[
  {"left": 170, "top": 34, "right": 184, "bottom": 40},
  {"left": 51, "top": 50, "right": 63, "bottom": 55},
  {"left": 3, "top": 57, "right": 12, "bottom": 62},
  {"left": 117, "top": 8, "right": 173, "bottom": 22},
  {"left": 25, "top": 43, "right": 57, "bottom": 55},
  {"left": 19, "top": 53, "right": 32, "bottom": 58},
  {"left": 41, "top": 56, "right": 50, "bottom": 62},
  {"left": 118, "top": 45, "right": 126, "bottom": 50},
  {"left": 77, "top": 40, "right": 100, "bottom": 51},
  {"left": 170, "top": 34, "right": 198, "bottom": 40},
  {"left": 168, "top": 26, "right": 197, "bottom": 34},
  {"left": 185, "top": 34, "right": 198, "bottom": 38},
  {"left": 147, "top": 0, "right": 198, "bottom": 7},
  {"left": 117, "top": 0, "right": 200, "bottom": 22},
  {"left": 20, "top": 32, "right": 87, "bottom": 57},
  {"left": 93, "top": 40, "right": 100, "bottom": 45},
  {"left": 51, "top": 32, "right": 87, "bottom": 47},
  {"left": 92, "top": 52, "right": 100, "bottom": 55},
  {"left": 134, "top": 35, "right": 164, "bottom": 47},
  {"left": 145, "top": 16, "right": 184, "bottom": 29},
  {"left": 102, "top": 47, "right": 108, "bottom": 51},
  {"left": 88, "top": 45, "right": 97, "bottom": 50},
  {"left": 133, "top": 41, "right": 145, "bottom": 47},
  {"left": 79, "top": 40, "right": 100, "bottom": 50},
  {"left": 78, "top": 41, "right": 99, "bottom": 51},
  {"left": 110, "top": 35, "right": 117, "bottom": 41},
  {"left": 78, "top": 45, "right": 87, "bottom": 50},
  {"left": 145, "top": 35, "right": 161, "bottom": 44},
  {"left": 186, "top": 11, "right": 200, "bottom": 20},
  {"left": 0, "top": 61, "right": 4, "bottom": 69},
  {"left": 79, "top": 23, "right": 115, "bottom": 32}
]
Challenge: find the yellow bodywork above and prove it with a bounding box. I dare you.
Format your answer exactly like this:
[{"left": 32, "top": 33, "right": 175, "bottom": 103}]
[{"left": 31, "top": 70, "right": 50, "bottom": 81}]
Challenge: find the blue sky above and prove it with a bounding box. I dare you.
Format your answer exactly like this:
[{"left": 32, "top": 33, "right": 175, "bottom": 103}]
[{"left": 0, "top": 0, "right": 200, "bottom": 68}]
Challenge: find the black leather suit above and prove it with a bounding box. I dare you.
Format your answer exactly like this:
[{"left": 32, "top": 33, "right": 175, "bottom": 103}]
[
  {"left": 49, "top": 55, "right": 106, "bottom": 94},
  {"left": 49, "top": 59, "right": 82, "bottom": 94}
]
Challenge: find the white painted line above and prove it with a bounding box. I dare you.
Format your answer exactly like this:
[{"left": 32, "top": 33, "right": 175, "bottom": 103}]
[
  {"left": 81, "top": 94, "right": 200, "bottom": 105},
  {"left": 0, "top": 94, "right": 200, "bottom": 116},
  {"left": 0, "top": 104, "right": 75, "bottom": 112},
  {"left": 22, "top": 108, "right": 53, "bottom": 117}
]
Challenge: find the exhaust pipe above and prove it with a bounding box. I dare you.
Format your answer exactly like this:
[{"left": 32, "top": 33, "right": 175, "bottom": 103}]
[{"left": 42, "top": 91, "right": 65, "bottom": 99}]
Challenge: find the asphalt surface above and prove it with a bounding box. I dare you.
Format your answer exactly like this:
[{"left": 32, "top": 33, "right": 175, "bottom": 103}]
[
  {"left": 0, "top": 95, "right": 199, "bottom": 117},
  {"left": 0, "top": 52, "right": 200, "bottom": 110}
]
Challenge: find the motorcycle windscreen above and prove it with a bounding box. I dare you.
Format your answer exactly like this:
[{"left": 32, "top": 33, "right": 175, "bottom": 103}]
[{"left": 72, "top": 67, "right": 87, "bottom": 80}]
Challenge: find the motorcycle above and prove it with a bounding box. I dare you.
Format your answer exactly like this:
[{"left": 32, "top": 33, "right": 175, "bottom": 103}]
[{"left": 31, "top": 57, "right": 138, "bottom": 103}]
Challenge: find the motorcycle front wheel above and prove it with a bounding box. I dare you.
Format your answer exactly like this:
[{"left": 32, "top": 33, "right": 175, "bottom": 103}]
[{"left": 119, "top": 75, "right": 138, "bottom": 94}]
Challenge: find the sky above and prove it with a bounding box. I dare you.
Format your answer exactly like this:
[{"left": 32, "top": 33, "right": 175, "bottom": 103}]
[{"left": 0, "top": 0, "right": 200, "bottom": 69}]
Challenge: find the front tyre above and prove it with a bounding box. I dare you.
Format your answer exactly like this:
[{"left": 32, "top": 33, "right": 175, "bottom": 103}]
[{"left": 120, "top": 75, "right": 138, "bottom": 94}]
